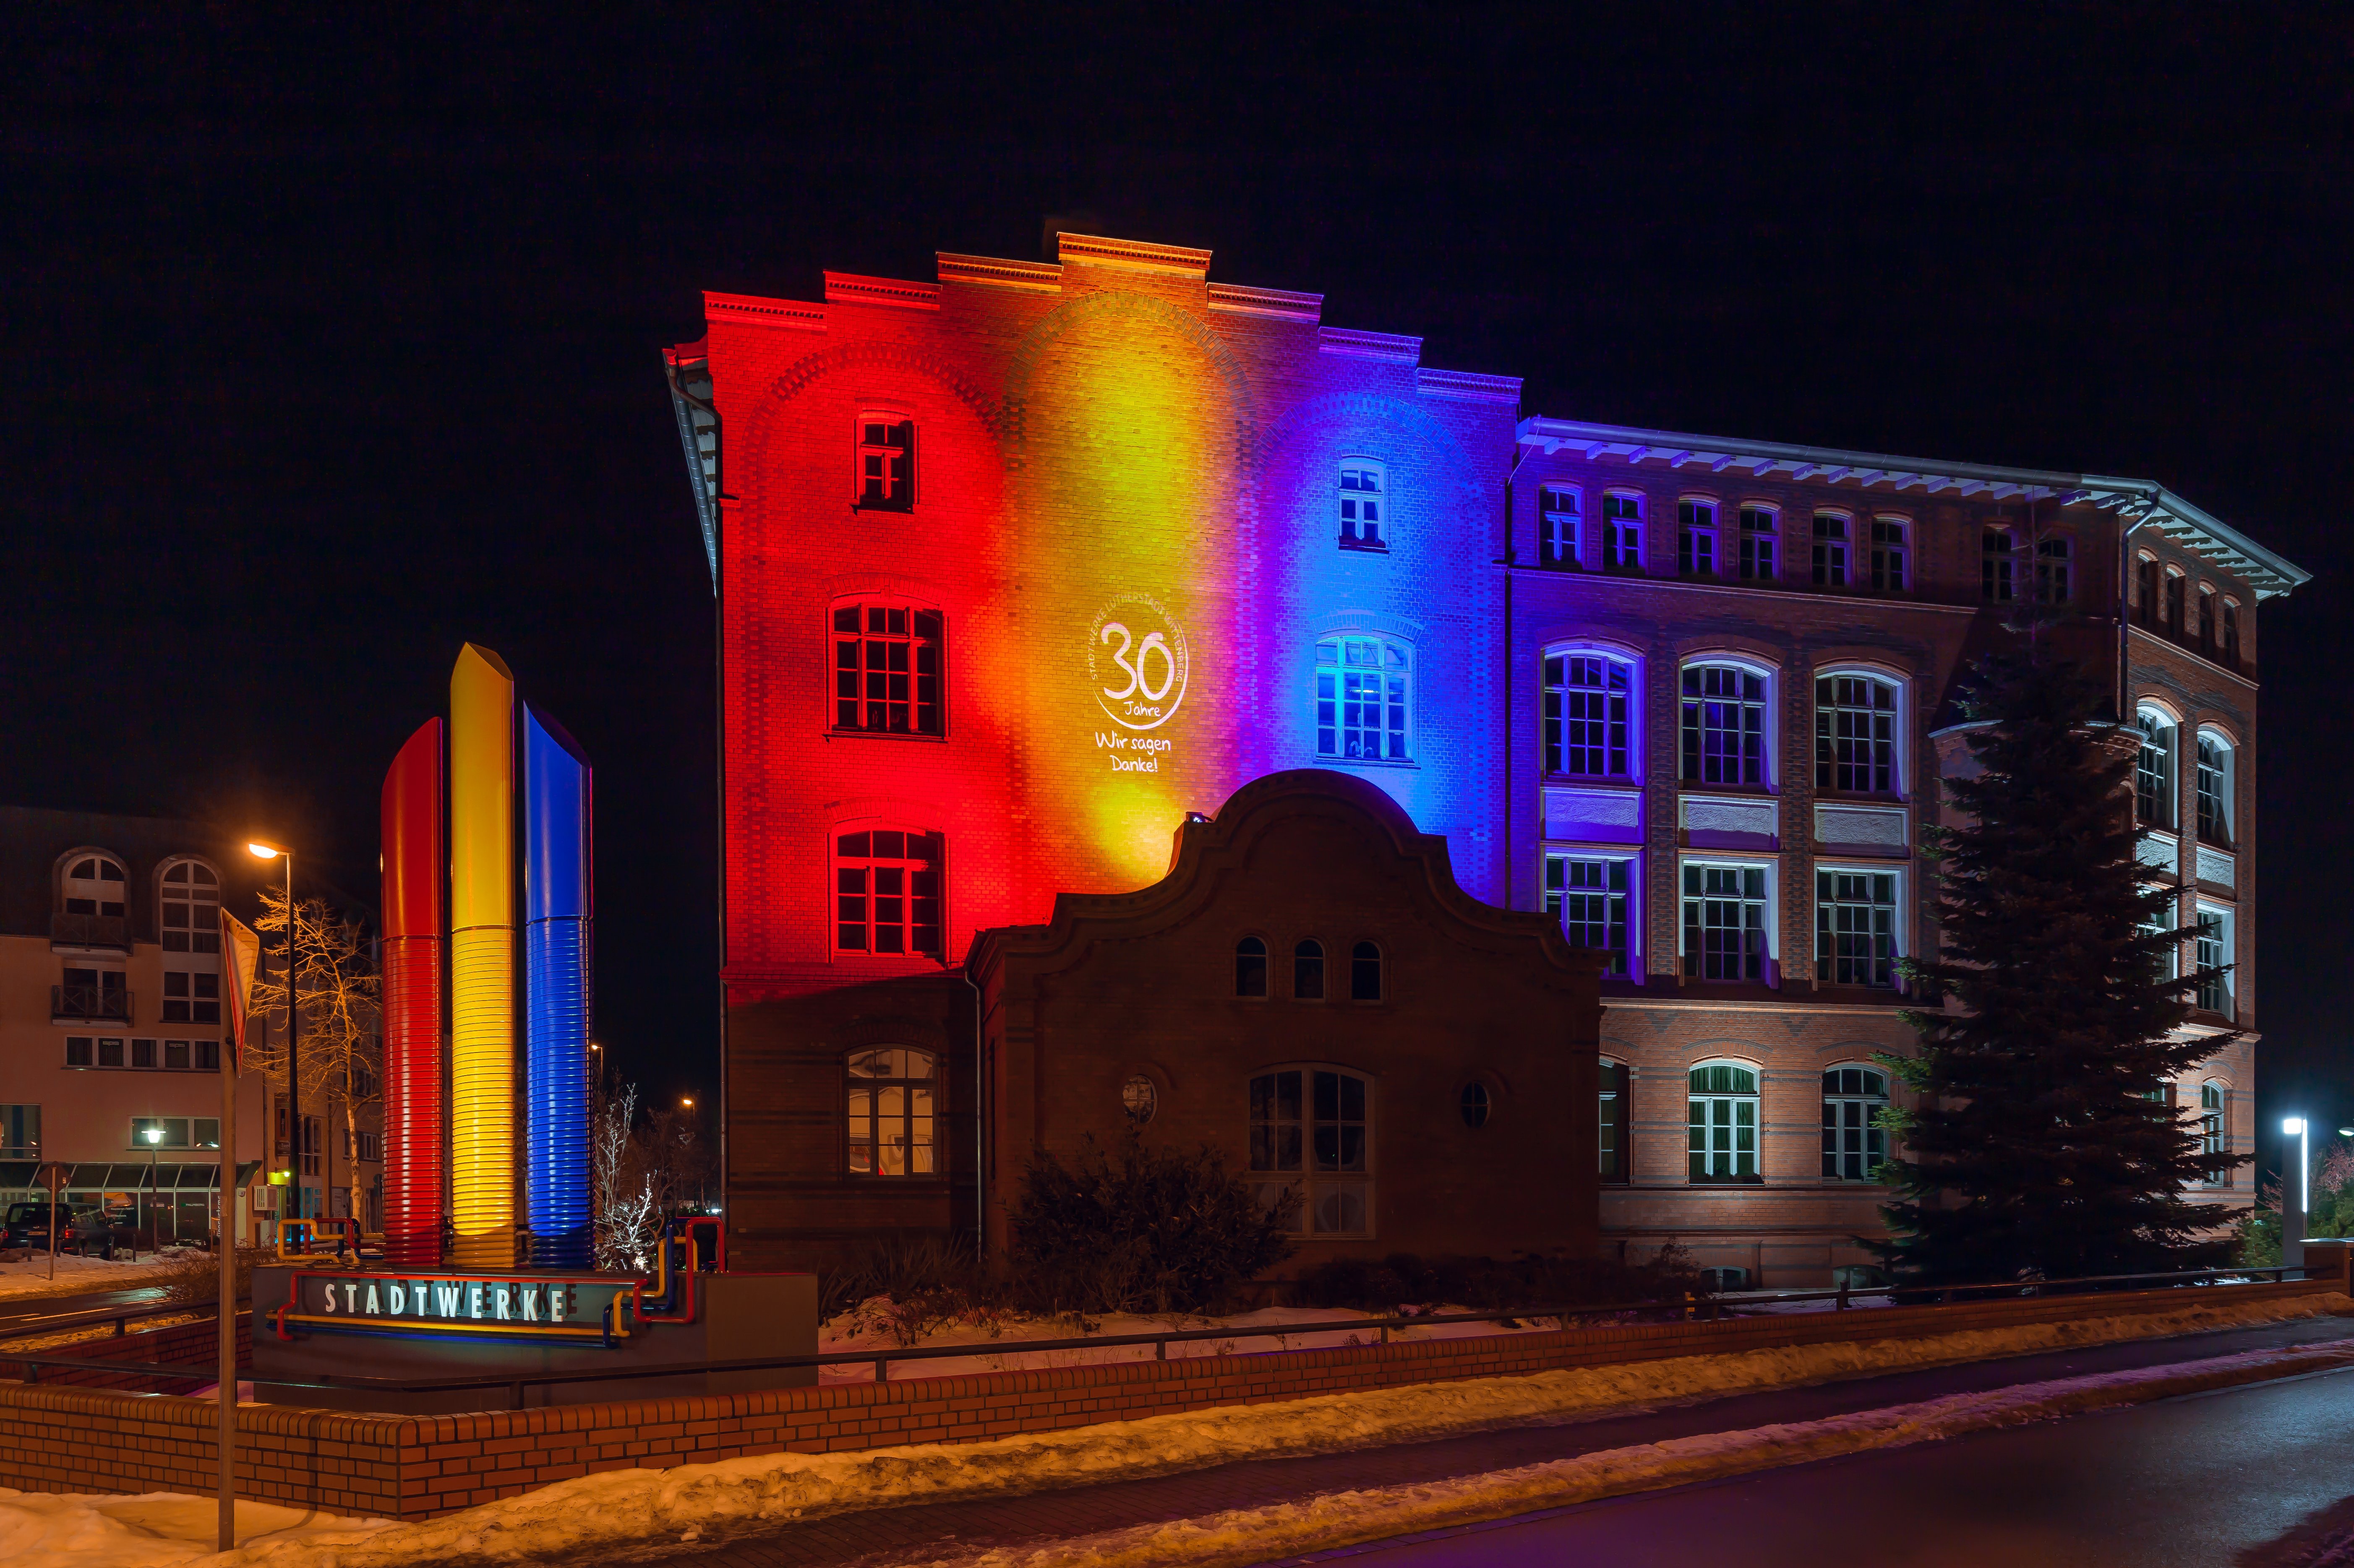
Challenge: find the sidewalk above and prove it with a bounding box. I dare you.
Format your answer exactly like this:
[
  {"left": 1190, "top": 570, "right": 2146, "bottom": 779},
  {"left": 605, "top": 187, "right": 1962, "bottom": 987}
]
[{"left": 644, "top": 1313, "right": 2354, "bottom": 1568}]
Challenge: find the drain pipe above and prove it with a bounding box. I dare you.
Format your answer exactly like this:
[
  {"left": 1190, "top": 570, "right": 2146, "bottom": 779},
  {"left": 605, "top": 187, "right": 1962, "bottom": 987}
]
[{"left": 962, "top": 969, "right": 984, "bottom": 1258}]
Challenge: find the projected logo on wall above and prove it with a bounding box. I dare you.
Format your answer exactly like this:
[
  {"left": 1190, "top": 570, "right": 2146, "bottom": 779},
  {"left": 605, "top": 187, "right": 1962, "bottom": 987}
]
[{"left": 1087, "top": 594, "right": 1190, "bottom": 772}]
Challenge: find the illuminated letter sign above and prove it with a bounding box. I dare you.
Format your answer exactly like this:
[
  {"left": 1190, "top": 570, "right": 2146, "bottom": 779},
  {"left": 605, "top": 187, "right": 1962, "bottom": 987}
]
[
  {"left": 270, "top": 1270, "right": 631, "bottom": 1344},
  {"left": 1088, "top": 594, "right": 1190, "bottom": 732}
]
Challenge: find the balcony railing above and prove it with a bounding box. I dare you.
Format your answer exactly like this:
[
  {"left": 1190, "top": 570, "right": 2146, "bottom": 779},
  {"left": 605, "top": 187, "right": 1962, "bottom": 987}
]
[
  {"left": 50, "top": 912, "right": 130, "bottom": 951},
  {"left": 52, "top": 985, "right": 133, "bottom": 1023}
]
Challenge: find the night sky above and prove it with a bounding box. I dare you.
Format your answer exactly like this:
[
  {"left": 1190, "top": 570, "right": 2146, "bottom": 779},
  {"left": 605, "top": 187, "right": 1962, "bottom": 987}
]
[{"left": 5, "top": 12, "right": 2348, "bottom": 1173}]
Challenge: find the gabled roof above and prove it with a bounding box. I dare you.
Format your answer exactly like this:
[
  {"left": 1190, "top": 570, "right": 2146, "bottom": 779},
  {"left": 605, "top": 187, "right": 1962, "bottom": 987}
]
[{"left": 1518, "top": 416, "right": 2311, "bottom": 599}]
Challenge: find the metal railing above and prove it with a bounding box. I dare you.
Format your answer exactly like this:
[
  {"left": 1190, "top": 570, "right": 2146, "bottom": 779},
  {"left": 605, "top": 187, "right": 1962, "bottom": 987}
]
[
  {"left": 51, "top": 984, "right": 133, "bottom": 1022},
  {"left": 0, "top": 1295, "right": 232, "bottom": 1349},
  {"left": 1, "top": 1263, "right": 2324, "bottom": 1411},
  {"left": 50, "top": 912, "right": 130, "bottom": 950}
]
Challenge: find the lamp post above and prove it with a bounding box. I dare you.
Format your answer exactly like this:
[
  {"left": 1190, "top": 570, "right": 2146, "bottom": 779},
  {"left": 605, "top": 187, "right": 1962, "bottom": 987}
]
[
  {"left": 140, "top": 1124, "right": 164, "bottom": 1262},
  {"left": 248, "top": 843, "right": 298, "bottom": 1225},
  {"left": 2282, "top": 1117, "right": 2310, "bottom": 1271}
]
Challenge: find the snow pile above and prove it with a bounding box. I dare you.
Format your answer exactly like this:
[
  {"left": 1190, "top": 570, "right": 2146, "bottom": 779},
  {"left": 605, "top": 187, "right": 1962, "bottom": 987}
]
[
  {"left": 0, "top": 1491, "right": 392, "bottom": 1567},
  {"left": 0, "top": 1251, "right": 214, "bottom": 1302},
  {"left": 187, "top": 1287, "right": 2347, "bottom": 1568}
]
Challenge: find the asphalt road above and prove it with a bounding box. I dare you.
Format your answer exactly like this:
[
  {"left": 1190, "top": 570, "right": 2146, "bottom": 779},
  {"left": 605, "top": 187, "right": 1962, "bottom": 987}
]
[{"left": 1323, "top": 1364, "right": 2354, "bottom": 1568}]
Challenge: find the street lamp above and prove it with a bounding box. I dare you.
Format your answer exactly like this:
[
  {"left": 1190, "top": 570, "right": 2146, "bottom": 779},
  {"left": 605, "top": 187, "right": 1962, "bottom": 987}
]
[
  {"left": 249, "top": 841, "right": 301, "bottom": 1223},
  {"left": 140, "top": 1124, "right": 164, "bottom": 1263},
  {"left": 2282, "top": 1117, "right": 2310, "bottom": 1271}
]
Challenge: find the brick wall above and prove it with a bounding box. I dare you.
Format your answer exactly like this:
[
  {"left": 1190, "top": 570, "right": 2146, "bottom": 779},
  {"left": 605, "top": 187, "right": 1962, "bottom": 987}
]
[{"left": 3, "top": 1279, "right": 2333, "bottom": 1522}]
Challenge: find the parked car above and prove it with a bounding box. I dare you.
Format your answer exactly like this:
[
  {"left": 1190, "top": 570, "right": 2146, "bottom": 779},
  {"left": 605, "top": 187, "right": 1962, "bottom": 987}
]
[{"left": 3, "top": 1201, "right": 117, "bottom": 1259}]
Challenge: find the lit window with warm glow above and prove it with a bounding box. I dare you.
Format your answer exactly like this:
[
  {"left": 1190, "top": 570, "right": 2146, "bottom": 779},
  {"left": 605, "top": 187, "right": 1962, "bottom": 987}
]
[{"left": 846, "top": 1047, "right": 936, "bottom": 1175}]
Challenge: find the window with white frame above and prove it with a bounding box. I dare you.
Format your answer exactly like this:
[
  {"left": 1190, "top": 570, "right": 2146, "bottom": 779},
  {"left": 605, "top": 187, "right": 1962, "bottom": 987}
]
[
  {"left": 2037, "top": 537, "right": 2073, "bottom": 604},
  {"left": 1682, "top": 863, "right": 1768, "bottom": 981},
  {"left": 1816, "top": 870, "right": 1898, "bottom": 987},
  {"left": 2195, "top": 732, "right": 2232, "bottom": 846},
  {"left": 856, "top": 414, "right": 915, "bottom": 511},
  {"left": 846, "top": 1047, "right": 937, "bottom": 1175},
  {"left": 1867, "top": 518, "right": 1908, "bottom": 591},
  {"left": 1543, "top": 653, "right": 1632, "bottom": 778},
  {"left": 1983, "top": 529, "right": 2015, "bottom": 602},
  {"left": 1678, "top": 500, "right": 1719, "bottom": 576},
  {"left": 2138, "top": 896, "right": 2179, "bottom": 982},
  {"left": 159, "top": 859, "right": 221, "bottom": 953},
  {"left": 1680, "top": 663, "right": 1767, "bottom": 785},
  {"left": 1811, "top": 513, "right": 1850, "bottom": 586},
  {"left": 1689, "top": 1063, "right": 1760, "bottom": 1181},
  {"left": 1599, "top": 1060, "right": 1628, "bottom": 1180},
  {"left": 1814, "top": 674, "right": 1898, "bottom": 794},
  {"left": 2200, "top": 1081, "right": 2229, "bottom": 1184},
  {"left": 1822, "top": 1067, "right": 1888, "bottom": 1180},
  {"left": 833, "top": 602, "right": 945, "bottom": 736},
  {"left": 1338, "top": 459, "right": 1387, "bottom": 550},
  {"left": 1738, "top": 506, "right": 1777, "bottom": 580},
  {"left": 1602, "top": 493, "right": 1643, "bottom": 569},
  {"left": 1539, "top": 485, "right": 1579, "bottom": 567},
  {"left": 1314, "top": 636, "right": 1411, "bottom": 762},
  {"left": 834, "top": 829, "right": 945, "bottom": 956},
  {"left": 1545, "top": 854, "right": 1632, "bottom": 976},
  {"left": 2195, "top": 907, "right": 2231, "bottom": 1015},
  {"left": 61, "top": 853, "right": 126, "bottom": 918},
  {"left": 1249, "top": 1067, "right": 1372, "bottom": 1236},
  {"left": 2135, "top": 709, "right": 2175, "bottom": 827}
]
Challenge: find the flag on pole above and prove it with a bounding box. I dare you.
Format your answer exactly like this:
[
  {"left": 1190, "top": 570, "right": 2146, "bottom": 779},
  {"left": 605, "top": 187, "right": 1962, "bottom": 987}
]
[{"left": 219, "top": 909, "right": 262, "bottom": 1073}]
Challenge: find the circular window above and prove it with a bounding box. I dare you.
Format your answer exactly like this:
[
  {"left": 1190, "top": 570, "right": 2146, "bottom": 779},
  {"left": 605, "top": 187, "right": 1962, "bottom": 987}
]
[
  {"left": 1459, "top": 1081, "right": 1491, "bottom": 1129},
  {"left": 1122, "top": 1075, "right": 1158, "bottom": 1124}
]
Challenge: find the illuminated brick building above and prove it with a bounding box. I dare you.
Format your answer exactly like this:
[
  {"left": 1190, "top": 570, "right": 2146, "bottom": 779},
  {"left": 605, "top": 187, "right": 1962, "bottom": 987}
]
[{"left": 668, "top": 233, "right": 2307, "bottom": 1284}]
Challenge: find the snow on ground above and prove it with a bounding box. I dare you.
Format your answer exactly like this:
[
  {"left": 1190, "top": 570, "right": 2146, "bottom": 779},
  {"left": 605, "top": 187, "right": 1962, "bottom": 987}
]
[
  {"left": 0, "top": 1492, "right": 394, "bottom": 1568},
  {"left": 0, "top": 1288, "right": 2338, "bottom": 1568},
  {"left": 0, "top": 1248, "right": 212, "bottom": 1303}
]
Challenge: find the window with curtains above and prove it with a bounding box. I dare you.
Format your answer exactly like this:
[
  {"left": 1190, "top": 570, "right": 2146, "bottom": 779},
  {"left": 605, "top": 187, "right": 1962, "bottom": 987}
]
[
  {"left": 833, "top": 602, "right": 944, "bottom": 736},
  {"left": 1689, "top": 1063, "right": 1759, "bottom": 1182},
  {"left": 834, "top": 829, "right": 945, "bottom": 957},
  {"left": 1680, "top": 664, "right": 1767, "bottom": 785},
  {"left": 1543, "top": 653, "right": 1633, "bottom": 778},
  {"left": 846, "top": 1047, "right": 937, "bottom": 1176},
  {"left": 1314, "top": 636, "right": 1411, "bottom": 762},
  {"left": 1249, "top": 1068, "right": 1372, "bottom": 1236},
  {"left": 1821, "top": 1067, "right": 1887, "bottom": 1180},
  {"left": 1814, "top": 674, "right": 1897, "bottom": 794}
]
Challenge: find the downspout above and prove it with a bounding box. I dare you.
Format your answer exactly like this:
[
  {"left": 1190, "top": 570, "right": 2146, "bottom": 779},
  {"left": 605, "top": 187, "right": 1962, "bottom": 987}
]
[
  {"left": 1503, "top": 429, "right": 1532, "bottom": 908},
  {"left": 962, "top": 969, "right": 984, "bottom": 1258}
]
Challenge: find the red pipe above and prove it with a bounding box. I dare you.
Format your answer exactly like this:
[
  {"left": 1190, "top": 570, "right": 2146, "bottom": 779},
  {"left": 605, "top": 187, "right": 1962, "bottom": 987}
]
[{"left": 381, "top": 720, "right": 446, "bottom": 1267}]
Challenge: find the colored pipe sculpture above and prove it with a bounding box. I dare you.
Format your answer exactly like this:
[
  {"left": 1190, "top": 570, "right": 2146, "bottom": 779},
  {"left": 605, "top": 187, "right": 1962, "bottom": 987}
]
[
  {"left": 522, "top": 705, "right": 593, "bottom": 1267},
  {"left": 379, "top": 719, "right": 445, "bottom": 1267},
  {"left": 447, "top": 644, "right": 518, "bottom": 1268}
]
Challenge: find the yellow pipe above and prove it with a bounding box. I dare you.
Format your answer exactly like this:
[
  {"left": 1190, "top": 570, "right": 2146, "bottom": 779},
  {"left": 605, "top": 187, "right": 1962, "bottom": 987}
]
[{"left": 449, "top": 643, "right": 516, "bottom": 1267}]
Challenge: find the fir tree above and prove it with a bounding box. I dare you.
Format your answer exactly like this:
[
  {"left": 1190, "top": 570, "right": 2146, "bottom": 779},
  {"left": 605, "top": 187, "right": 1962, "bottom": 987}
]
[{"left": 1876, "top": 651, "right": 2244, "bottom": 1284}]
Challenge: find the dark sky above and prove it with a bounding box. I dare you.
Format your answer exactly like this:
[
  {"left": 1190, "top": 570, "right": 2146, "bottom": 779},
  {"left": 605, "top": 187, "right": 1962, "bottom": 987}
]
[{"left": 5, "top": 10, "right": 2349, "bottom": 1170}]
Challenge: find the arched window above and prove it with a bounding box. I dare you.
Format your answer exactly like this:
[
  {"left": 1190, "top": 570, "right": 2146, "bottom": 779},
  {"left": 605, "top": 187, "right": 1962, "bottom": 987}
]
[
  {"left": 2195, "top": 906, "right": 2231, "bottom": 1016},
  {"left": 1122, "top": 1075, "right": 1158, "bottom": 1124},
  {"left": 1248, "top": 1066, "right": 1372, "bottom": 1235},
  {"left": 1337, "top": 458, "right": 1387, "bottom": 551},
  {"left": 159, "top": 859, "right": 221, "bottom": 954},
  {"left": 1814, "top": 674, "right": 1898, "bottom": 794},
  {"left": 1544, "top": 652, "right": 1633, "bottom": 778},
  {"left": 1234, "top": 936, "right": 1268, "bottom": 998},
  {"left": 846, "top": 1047, "right": 936, "bottom": 1176},
  {"left": 832, "top": 602, "right": 945, "bottom": 736},
  {"left": 834, "top": 829, "right": 945, "bottom": 956},
  {"left": 2200, "top": 1081, "right": 2229, "bottom": 1186},
  {"left": 1293, "top": 939, "right": 1326, "bottom": 1000},
  {"left": 2221, "top": 599, "right": 2242, "bottom": 664},
  {"left": 1821, "top": 1067, "right": 1888, "bottom": 1180},
  {"left": 2165, "top": 569, "right": 2187, "bottom": 632},
  {"left": 1680, "top": 663, "right": 1767, "bottom": 785},
  {"left": 2135, "top": 709, "right": 2175, "bottom": 827},
  {"left": 61, "top": 852, "right": 127, "bottom": 917},
  {"left": 1459, "top": 1081, "right": 1491, "bottom": 1129},
  {"left": 2137, "top": 555, "right": 2161, "bottom": 623},
  {"left": 1689, "top": 1063, "right": 1760, "bottom": 1182},
  {"left": 1314, "top": 636, "right": 1411, "bottom": 761},
  {"left": 2195, "top": 732, "right": 2232, "bottom": 847},
  {"left": 1349, "top": 941, "right": 1382, "bottom": 1001}
]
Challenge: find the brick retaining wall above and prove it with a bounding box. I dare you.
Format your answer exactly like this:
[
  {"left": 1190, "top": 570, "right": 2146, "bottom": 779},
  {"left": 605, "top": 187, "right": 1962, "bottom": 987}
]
[{"left": 0, "top": 1279, "right": 2338, "bottom": 1521}]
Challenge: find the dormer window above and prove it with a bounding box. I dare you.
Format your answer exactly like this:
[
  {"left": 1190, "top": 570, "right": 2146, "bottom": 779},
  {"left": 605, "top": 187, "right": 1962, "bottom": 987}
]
[
  {"left": 63, "top": 855, "right": 126, "bottom": 918},
  {"left": 856, "top": 415, "right": 915, "bottom": 511},
  {"left": 1338, "top": 460, "right": 1387, "bottom": 551}
]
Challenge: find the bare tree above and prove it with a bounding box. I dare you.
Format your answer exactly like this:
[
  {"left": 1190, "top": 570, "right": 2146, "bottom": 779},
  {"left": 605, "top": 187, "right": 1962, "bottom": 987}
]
[
  {"left": 589, "top": 1073, "right": 718, "bottom": 1271},
  {"left": 248, "top": 888, "right": 382, "bottom": 1212}
]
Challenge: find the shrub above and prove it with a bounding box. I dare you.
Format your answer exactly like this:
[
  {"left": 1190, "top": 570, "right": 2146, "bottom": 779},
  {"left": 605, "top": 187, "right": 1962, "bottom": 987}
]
[
  {"left": 1291, "top": 1244, "right": 1709, "bottom": 1317},
  {"left": 1008, "top": 1132, "right": 1295, "bottom": 1315},
  {"left": 818, "top": 1232, "right": 989, "bottom": 1342}
]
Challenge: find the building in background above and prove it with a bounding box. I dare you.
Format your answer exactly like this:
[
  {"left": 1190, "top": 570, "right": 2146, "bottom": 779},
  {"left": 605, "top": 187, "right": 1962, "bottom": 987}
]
[{"left": 670, "top": 234, "right": 2307, "bottom": 1284}]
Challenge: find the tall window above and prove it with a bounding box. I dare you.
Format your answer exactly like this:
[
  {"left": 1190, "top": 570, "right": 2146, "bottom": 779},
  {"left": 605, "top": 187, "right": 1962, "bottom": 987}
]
[
  {"left": 2195, "top": 735, "right": 2231, "bottom": 846},
  {"left": 846, "top": 1047, "right": 936, "bottom": 1176},
  {"left": 1546, "top": 854, "right": 1631, "bottom": 976},
  {"left": 1349, "top": 942, "right": 1383, "bottom": 1001},
  {"left": 2139, "top": 896, "right": 2179, "bottom": 981},
  {"left": 2036, "top": 538, "right": 2073, "bottom": 604},
  {"left": 856, "top": 415, "right": 915, "bottom": 511},
  {"left": 1869, "top": 519, "right": 1908, "bottom": 591},
  {"left": 834, "top": 829, "right": 944, "bottom": 957},
  {"left": 1599, "top": 1060, "right": 1629, "bottom": 1181},
  {"left": 1250, "top": 1068, "right": 1371, "bottom": 1236},
  {"left": 1539, "top": 486, "right": 1579, "bottom": 567},
  {"left": 1678, "top": 500, "right": 1718, "bottom": 576},
  {"left": 162, "top": 971, "right": 221, "bottom": 1024},
  {"left": 1816, "top": 870, "right": 1897, "bottom": 987},
  {"left": 2135, "top": 711, "right": 2174, "bottom": 827},
  {"left": 2197, "top": 585, "right": 2218, "bottom": 647},
  {"left": 2137, "top": 556, "right": 2163, "bottom": 624},
  {"left": 1680, "top": 664, "right": 1767, "bottom": 785},
  {"left": 1338, "top": 459, "right": 1386, "bottom": 550},
  {"left": 1689, "top": 1063, "right": 1759, "bottom": 1181},
  {"left": 833, "top": 604, "right": 945, "bottom": 735},
  {"left": 2200, "top": 1082, "right": 2228, "bottom": 1184},
  {"left": 62, "top": 854, "right": 126, "bottom": 918},
  {"left": 1602, "top": 493, "right": 1643, "bottom": 569},
  {"left": 160, "top": 860, "right": 221, "bottom": 953},
  {"left": 1814, "top": 675, "right": 1897, "bottom": 794},
  {"left": 1738, "top": 507, "right": 1777, "bottom": 580},
  {"left": 0, "top": 1104, "right": 37, "bottom": 1159},
  {"left": 1821, "top": 1067, "right": 1887, "bottom": 1180},
  {"left": 2195, "top": 909, "right": 2230, "bottom": 1015},
  {"left": 2165, "top": 571, "right": 2186, "bottom": 633},
  {"left": 1314, "top": 636, "right": 1411, "bottom": 762},
  {"left": 1811, "top": 514, "right": 1849, "bottom": 586},
  {"left": 1683, "top": 864, "right": 1768, "bottom": 981},
  {"left": 1544, "top": 653, "right": 1632, "bottom": 778},
  {"left": 1234, "top": 936, "right": 1268, "bottom": 997},
  {"left": 1293, "top": 939, "right": 1326, "bottom": 1000},
  {"left": 2222, "top": 599, "right": 2241, "bottom": 664},
  {"left": 1982, "top": 530, "right": 2015, "bottom": 602}
]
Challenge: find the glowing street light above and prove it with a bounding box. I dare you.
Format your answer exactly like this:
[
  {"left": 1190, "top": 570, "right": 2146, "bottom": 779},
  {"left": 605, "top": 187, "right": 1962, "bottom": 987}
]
[
  {"left": 250, "top": 839, "right": 303, "bottom": 1222},
  {"left": 138, "top": 1123, "right": 164, "bottom": 1264},
  {"left": 2283, "top": 1117, "right": 2310, "bottom": 1271}
]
